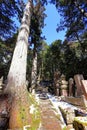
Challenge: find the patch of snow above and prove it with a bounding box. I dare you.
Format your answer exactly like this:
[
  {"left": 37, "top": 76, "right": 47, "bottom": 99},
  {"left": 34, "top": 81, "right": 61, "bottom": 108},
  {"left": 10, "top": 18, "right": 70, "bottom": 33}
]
[
  {"left": 23, "top": 125, "right": 31, "bottom": 130},
  {"left": 47, "top": 93, "right": 66, "bottom": 128},
  {"left": 35, "top": 94, "right": 40, "bottom": 105},
  {"left": 37, "top": 122, "right": 42, "bottom": 130},
  {"left": 29, "top": 104, "right": 36, "bottom": 114},
  {"left": 47, "top": 93, "right": 77, "bottom": 110}
]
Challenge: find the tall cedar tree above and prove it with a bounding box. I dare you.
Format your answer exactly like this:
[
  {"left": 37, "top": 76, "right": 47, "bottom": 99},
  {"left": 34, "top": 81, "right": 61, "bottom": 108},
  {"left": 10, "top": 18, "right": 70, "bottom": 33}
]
[
  {"left": 30, "top": 1, "right": 46, "bottom": 91},
  {"left": 5, "top": 1, "right": 32, "bottom": 128}
]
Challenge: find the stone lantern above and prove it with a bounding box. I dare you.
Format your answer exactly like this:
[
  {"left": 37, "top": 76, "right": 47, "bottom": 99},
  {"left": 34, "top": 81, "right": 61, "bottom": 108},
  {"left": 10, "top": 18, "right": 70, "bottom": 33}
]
[{"left": 60, "top": 74, "right": 68, "bottom": 96}]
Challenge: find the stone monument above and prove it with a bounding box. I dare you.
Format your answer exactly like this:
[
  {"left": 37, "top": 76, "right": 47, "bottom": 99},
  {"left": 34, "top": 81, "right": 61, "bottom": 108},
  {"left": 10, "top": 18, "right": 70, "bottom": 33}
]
[
  {"left": 81, "top": 80, "right": 87, "bottom": 100},
  {"left": 54, "top": 70, "right": 61, "bottom": 96},
  {"left": 60, "top": 74, "right": 68, "bottom": 97},
  {"left": 69, "top": 78, "right": 75, "bottom": 97},
  {"left": 74, "top": 74, "right": 84, "bottom": 97}
]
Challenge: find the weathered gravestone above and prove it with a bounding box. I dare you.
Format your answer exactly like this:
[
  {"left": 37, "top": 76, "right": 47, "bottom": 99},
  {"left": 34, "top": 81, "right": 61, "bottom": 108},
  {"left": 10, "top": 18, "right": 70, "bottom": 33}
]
[
  {"left": 54, "top": 70, "right": 61, "bottom": 96},
  {"left": 81, "top": 80, "right": 87, "bottom": 100},
  {"left": 60, "top": 74, "right": 68, "bottom": 97},
  {"left": 74, "top": 74, "right": 84, "bottom": 97},
  {"left": 69, "top": 78, "right": 75, "bottom": 97}
]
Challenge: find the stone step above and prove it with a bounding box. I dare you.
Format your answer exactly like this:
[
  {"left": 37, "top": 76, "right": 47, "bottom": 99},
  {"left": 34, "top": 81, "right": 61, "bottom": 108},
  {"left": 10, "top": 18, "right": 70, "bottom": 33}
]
[{"left": 59, "top": 105, "right": 75, "bottom": 125}]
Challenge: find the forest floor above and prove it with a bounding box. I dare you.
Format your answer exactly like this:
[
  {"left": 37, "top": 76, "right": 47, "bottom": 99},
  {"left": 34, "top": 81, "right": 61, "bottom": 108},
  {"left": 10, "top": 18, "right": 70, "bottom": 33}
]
[
  {"left": 0, "top": 94, "right": 68, "bottom": 130},
  {"left": 0, "top": 94, "right": 63, "bottom": 130},
  {"left": 0, "top": 93, "right": 87, "bottom": 130}
]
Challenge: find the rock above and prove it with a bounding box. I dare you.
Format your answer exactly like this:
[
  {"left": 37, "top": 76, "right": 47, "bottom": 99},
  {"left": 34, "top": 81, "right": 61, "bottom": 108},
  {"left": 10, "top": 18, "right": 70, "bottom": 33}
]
[
  {"left": 59, "top": 106, "right": 75, "bottom": 125},
  {"left": 62, "top": 96, "right": 87, "bottom": 108},
  {"left": 74, "top": 74, "right": 84, "bottom": 96},
  {"left": 81, "top": 80, "right": 87, "bottom": 100},
  {"left": 73, "top": 117, "right": 87, "bottom": 130}
]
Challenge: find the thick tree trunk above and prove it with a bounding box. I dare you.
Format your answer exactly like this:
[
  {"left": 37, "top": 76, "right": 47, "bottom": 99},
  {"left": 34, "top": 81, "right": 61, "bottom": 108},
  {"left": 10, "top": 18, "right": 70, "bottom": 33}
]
[
  {"left": 5, "top": 1, "right": 32, "bottom": 129},
  {"left": 31, "top": 45, "right": 37, "bottom": 93},
  {"left": 41, "top": 59, "right": 44, "bottom": 80},
  {"left": 37, "top": 68, "right": 41, "bottom": 86}
]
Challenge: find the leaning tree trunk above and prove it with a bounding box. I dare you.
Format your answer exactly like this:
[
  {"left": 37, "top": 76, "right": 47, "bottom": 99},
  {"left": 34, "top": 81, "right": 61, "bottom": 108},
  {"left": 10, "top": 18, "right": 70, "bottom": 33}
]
[
  {"left": 31, "top": 44, "right": 37, "bottom": 93},
  {"left": 5, "top": 1, "right": 32, "bottom": 129}
]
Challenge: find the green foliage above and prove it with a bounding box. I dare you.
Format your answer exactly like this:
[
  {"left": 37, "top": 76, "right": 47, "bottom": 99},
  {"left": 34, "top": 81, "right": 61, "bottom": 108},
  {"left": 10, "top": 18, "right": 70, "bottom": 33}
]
[
  {"left": 0, "top": 33, "right": 17, "bottom": 79},
  {"left": 40, "top": 39, "right": 87, "bottom": 80},
  {"left": 37, "top": 41, "right": 49, "bottom": 79},
  {"left": 41, "top": 40, "right": 62, "bottom": 79},
  {"left": 30, "top": 1, "right": 46, "bottom": 47},
  {"left": 51, "top": 0, "right": 87, "bottom": 41},
  {"left": 0, "top": 0, "right": 24, "bottom": 39},
  {"left": 0, "top": 41, "right": 11, "bottom": 79},
  {"left": 29, "top": 1, "right": 46, "bottom": 88}
]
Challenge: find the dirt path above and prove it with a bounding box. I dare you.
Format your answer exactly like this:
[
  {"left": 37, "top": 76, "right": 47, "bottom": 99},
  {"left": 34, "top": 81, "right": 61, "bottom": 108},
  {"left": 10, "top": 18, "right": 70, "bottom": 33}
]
[{"left": 39, "top": 99, "right": 62, "bottom": 130}]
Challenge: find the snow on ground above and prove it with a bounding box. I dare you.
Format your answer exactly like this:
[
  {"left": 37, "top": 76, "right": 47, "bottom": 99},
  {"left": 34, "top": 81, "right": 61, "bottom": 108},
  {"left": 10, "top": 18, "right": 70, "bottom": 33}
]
[
  {"left": 47, "top": 93, "right": 77, "bottom": 110},
  {"left": 35, "top": 92, "right": 78, "bottom": 111}
]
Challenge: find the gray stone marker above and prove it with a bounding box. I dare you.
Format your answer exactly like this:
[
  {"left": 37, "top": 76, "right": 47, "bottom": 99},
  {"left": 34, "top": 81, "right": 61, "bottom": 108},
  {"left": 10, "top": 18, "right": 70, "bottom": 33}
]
[
  {"left": 74, "top": 74, "right": 84, "bottom": 97},
  {"left": 69, "top": 78, "right": 74, "bottom": 96},
  {"left": 54, "top": 71, "right": 61, "bottom": 96},
  {"left": 60, "top": 74, "right": 68, "bottom": 97},
  {"left": 81, "top": 80, "right": 87, "bottom": 100}
]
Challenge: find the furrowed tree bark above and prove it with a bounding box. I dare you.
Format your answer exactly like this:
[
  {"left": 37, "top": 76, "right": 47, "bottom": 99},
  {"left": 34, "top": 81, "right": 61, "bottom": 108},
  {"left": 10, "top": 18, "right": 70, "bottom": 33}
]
[
  {"left": 5, "top": 0, "right": 32, "bottom": 129},
  {"left": 31, "top": 44, "right": 37, "bottom": 93}
]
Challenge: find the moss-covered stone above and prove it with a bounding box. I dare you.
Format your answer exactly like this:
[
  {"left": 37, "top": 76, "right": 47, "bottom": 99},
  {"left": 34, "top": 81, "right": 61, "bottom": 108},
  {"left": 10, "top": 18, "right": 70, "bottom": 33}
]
[
  {"left": 74, "top": 117, "right": 87, "bottom": 126},
  {"left": 28, "top": 93, "right": 41, "bottom": 130},
  {"left": 73, "top": 117, "right": 87, "bottom": 130}
]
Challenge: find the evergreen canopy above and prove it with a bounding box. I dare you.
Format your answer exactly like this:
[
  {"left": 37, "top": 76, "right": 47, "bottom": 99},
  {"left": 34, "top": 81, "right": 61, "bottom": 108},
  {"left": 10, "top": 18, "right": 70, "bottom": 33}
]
[{"left": 0, "top": 0, "right": 24, "bottom": 39}]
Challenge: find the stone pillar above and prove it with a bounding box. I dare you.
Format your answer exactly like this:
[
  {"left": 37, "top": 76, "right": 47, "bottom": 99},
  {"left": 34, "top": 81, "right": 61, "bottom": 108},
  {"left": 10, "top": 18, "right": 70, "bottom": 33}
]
[
  {"left": 60, "top": 74, "right": 68, "bottom": 97},
  {"left": 69, "top": 78, "right": 75, "bottom": 97},
  {"left": 74, "top": 74, "right": 84, "bottom": 97},
  {"left": 54, "top": 71, "right": 61, "bottom": 96},
  {"left": 81, "top": 80, "right": 87, "bottom": 100}
]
